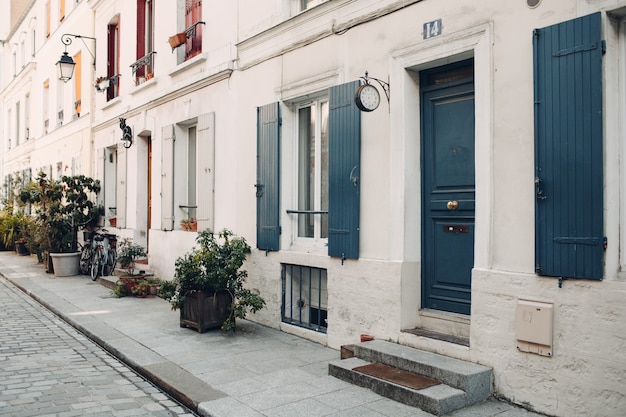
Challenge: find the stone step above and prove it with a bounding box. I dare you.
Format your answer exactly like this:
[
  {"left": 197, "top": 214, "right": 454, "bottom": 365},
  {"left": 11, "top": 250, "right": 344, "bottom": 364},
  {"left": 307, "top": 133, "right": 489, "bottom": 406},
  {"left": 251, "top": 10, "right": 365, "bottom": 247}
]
[{"left": 329, "top": 339, "right": 492, "bottom": 416}]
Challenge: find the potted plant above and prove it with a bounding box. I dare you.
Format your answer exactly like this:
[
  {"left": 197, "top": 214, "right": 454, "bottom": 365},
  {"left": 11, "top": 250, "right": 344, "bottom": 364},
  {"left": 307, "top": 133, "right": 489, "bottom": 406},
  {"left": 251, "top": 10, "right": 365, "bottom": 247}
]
[
  {"left": 116, "top": 238, "right": 148, "bottom": 293},
  {"left": 0, "top": 212, "right": 29, "bottom": 253},
  {"left": 20, "top": 173, "right": 103, "bottom": 276},
  {"left": 168, "top": 32, "right": 187, "bottom": 49},
  {"left": 164, "top": 228, "right": 265, "bottom": 332},
  {"left": 94, "top": 76, "right": 110, "bottom": 92},
  {"left": 180, "top": 217, "right": 197, "bottom": 232}
]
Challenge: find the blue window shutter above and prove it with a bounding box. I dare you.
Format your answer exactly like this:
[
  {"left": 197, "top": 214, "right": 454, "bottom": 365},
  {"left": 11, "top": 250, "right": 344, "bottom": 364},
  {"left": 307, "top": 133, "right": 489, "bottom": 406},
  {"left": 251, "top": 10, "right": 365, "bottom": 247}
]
[
  {"left": 534, "top": 12, "right": 604, "bottom": 279},
  {"left": 256, "top": 102, "right": 281, "bottom": 251},
  {"left": 328, "top": 81, "right": 361, "bottom": 260}
]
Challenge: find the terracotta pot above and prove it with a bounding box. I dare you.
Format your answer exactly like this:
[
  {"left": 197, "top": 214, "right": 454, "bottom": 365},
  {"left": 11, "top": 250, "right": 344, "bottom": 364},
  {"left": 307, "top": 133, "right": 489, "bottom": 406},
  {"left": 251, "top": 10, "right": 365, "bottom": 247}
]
[
  {"left": 168, "top": 32, "right": 187, "bottom": 49},
  {"left": 109, "top": 217, "right": 117, "bottom": 227},
  {"left": 360, "top": 334, "right": 374, "bottom": 343}
]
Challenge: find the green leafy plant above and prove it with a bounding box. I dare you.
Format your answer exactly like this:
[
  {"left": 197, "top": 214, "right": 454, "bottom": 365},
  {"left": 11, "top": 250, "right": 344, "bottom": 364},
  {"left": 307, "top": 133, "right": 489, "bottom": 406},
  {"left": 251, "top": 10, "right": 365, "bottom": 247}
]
[
  {"left": 0, "top": 211, "right": 29, "bottom": 250},
  {"left": 112, "top": 280, "right": 129, "bottom": 297},
  {"left": 165, "top": 228, "right": 265, "bottom": 331},
  {"left": 19, "top": 172, "right": 103, "bottom": 254},
  {"left": 116, "top": 238, "right": 147, "bottom": 276}
]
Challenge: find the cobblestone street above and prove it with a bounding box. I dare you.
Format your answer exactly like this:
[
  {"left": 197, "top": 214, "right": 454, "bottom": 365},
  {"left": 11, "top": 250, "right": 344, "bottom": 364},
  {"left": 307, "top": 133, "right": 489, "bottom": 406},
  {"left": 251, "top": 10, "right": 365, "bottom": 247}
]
[{"left": 0, "top": 277, "right": 196, "bottom": 417}]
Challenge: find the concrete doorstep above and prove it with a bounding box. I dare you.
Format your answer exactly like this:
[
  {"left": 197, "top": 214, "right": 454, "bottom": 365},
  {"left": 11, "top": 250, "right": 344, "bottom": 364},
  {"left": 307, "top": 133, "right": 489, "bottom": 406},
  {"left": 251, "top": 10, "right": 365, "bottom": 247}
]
[{"left": 329, "top": 339, "right": 492, "bottom": 416}]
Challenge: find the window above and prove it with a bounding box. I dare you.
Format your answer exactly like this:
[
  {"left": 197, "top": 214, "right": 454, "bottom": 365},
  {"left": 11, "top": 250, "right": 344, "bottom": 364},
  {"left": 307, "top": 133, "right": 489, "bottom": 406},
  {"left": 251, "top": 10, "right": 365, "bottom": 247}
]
[
  {"left": 282, "top": 264, "right": 328, "bottom": 333},
  {"left": 25, "top": 94, "right": 30, "bottom": 140},
  {"left": 56, "top": 79, "right": 64, "bottom": 127},
  {"left": 15, "top": 102, "right": 20, "bottom": 146},
  {"left": 298, "top": 0, "right": 325, "bottom": 12},
  {"left": 172, "top": 125, "right": 198, "bottom": 224},
  {"left": 295, "top": 100, "right": 329, "bottom": 241},
  {"left": 20, "top": 41, "right": 25, "bottom": 68},
  {"left": 185, "top": 0, "right": 202, "bottom": 60},
  {"left": 107, "top": 17, "right": 120, "bottom": 101},
  {"left": 257, "top": 81, "right": 361, "bottom": 259},
  {"left": 43, "top": 80, "right": 49, "bottom": 134},
  {"left": 161, "top": 113, "right": 215, "bottom": 232},
  {"left": 132, "top": 0, "right": 155, "bottom": 84},
  {"left": 7, "top": 109, "right": 12, "bottom": 149},
  {"left": 45, "top": 1, "right": 50, "bottom": 38}
]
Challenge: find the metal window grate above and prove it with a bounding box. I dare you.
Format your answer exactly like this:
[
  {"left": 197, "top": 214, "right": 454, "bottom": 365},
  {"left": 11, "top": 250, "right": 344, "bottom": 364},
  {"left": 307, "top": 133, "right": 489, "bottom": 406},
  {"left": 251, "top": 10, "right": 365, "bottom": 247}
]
[{"left": 281, "top": 264, "right": 328, "bottom": 333}]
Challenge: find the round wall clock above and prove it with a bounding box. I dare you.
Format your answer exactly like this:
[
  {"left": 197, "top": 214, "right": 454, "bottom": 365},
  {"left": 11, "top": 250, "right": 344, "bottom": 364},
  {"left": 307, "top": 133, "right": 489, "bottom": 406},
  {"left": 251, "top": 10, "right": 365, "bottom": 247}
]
[{"left": 355, "top": 83, "right": 381, "bottom": 112}]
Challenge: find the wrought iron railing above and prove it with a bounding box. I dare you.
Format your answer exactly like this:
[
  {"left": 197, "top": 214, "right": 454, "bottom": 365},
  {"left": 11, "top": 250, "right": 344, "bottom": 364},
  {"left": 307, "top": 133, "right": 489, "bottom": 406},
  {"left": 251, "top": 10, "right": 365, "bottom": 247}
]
[
  {"left": 106, "top": 74, "right": 121, "bottom": 101},
  {"left": 130, "top": 51, "right": 156, "bottom": 85}
]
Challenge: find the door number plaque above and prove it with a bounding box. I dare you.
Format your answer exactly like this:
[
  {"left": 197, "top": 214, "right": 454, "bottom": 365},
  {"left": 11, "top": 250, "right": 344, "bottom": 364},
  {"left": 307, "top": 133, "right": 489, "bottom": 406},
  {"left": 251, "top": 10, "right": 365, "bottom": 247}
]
[{"left": 423, "top": 19, "right": 443, "bottom": 39}]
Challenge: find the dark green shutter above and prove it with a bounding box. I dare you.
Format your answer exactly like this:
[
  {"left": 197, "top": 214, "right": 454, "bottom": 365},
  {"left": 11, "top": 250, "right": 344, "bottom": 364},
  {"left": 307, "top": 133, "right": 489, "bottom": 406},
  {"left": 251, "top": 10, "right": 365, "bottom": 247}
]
[
  {"left": 256, "top": 102, "right": 281, "bottom": 251},
  {"left": 534, "top": 12, "right": 604, "bottom": 279},
  {"left": 328, "top": 81, "right": 361, "bottom": 260}
]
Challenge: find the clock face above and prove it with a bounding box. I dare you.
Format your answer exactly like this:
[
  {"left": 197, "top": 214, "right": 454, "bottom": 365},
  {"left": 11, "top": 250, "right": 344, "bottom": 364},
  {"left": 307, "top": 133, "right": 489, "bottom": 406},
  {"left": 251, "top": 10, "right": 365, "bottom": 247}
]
[{"left": 355, "top": 84, "right": 380, "bottom": 112}]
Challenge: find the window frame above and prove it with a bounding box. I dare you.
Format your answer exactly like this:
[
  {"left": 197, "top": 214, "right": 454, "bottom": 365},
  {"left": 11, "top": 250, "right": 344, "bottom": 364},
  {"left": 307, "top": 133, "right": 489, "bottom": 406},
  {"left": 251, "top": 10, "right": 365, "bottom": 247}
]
[{"left": 290, "top": 96, "right": 330, "bottom": 251}]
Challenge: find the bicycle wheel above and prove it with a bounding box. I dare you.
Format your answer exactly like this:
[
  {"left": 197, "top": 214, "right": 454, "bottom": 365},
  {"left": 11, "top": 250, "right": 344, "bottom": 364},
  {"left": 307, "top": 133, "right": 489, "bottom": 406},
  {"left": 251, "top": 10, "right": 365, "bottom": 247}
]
[
  {"left": 80, "top": 246, "right": 93, "bottom": 275},
  {"left": 107, "top": 247, "right": 117, "bottom": 273},
  {"left": 100, "top": 252, "right": 109, "bottom": 277},
  {"left": 103, "top": 249, "right": 116, "bottom": 276},
  {"left": 90, "top": 250, "right": 101, "bottom": 281}
]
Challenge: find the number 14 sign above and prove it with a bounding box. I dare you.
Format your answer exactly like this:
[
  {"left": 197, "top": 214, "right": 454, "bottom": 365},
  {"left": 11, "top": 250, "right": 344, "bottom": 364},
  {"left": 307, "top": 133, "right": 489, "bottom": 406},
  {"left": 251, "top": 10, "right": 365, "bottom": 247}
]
[{"left": 423, "top": 19, "right": 442, "bottom": 39}]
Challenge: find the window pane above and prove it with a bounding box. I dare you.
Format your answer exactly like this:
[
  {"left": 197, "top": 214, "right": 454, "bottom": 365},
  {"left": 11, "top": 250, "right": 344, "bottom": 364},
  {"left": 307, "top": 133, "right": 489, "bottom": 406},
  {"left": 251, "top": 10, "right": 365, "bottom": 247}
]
[
  {"left": 320, "top": 101, "right": 329, "bottom": 238},
  {"left": 188, "top": 126, "right": 197, "bottom": 219},
  {"left": 298, "top": 106, "right": 314, "bottom": 237}
]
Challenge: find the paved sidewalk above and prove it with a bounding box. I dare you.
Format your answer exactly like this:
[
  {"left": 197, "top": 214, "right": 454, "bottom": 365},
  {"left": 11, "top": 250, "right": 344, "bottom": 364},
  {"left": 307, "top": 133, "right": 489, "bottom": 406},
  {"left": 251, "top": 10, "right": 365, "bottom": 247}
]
[{"left": 0, "top": 251, "right": 547, "bottom": 417}]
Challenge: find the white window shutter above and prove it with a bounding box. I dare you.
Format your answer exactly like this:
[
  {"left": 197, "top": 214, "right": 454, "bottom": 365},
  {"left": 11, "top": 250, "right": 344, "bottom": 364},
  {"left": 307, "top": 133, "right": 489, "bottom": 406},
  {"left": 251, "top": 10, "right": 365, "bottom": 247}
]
[
  {"left": 196, "top": 113, "right": 215, "bottom": 231},
  {"left": 116, "top": 143, "right": 127, "bottom": 229},
  {"left": 161, "top": 125, "right": 175, "bottom": 231}
]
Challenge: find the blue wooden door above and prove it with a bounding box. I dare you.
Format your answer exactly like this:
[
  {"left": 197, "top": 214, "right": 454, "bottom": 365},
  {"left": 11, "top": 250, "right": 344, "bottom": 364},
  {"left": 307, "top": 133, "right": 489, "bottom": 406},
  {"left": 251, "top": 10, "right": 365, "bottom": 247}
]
[{"left": 421, "top": 61, "right": 475, "bottom": 315}]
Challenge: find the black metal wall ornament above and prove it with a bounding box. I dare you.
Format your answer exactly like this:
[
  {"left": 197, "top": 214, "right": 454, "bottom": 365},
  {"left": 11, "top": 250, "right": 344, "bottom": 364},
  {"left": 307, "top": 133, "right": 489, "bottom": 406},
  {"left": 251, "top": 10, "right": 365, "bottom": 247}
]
[{"left": 119, "top": 118, "right": 133, "bottom": 148}]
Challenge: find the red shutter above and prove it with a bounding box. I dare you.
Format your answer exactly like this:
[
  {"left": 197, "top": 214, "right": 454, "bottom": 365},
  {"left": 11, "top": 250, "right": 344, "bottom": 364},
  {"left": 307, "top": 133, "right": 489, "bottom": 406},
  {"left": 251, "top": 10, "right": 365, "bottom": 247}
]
[
  {"left": 185, "top": 0, "right": 202, "bottom": 60},
  {"left": 136, "top": 0, "right": 146, "bottom": 77}
]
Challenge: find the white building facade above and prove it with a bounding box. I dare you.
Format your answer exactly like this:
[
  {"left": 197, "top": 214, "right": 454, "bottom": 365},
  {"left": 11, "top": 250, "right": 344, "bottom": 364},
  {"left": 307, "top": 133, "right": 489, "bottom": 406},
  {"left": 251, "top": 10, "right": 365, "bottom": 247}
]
[{"left": 2, "top": 1, "right": 626, "bottom": 416}]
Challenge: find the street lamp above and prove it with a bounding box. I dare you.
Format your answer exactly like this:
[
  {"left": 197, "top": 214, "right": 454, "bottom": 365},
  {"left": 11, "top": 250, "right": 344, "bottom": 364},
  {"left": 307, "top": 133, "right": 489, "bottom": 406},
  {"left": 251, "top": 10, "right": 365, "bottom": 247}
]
[
  {"left": 56, "top": 51, "right": 75, "bottom": 82},
  {"left": 56, "top": 33, "right": 96, "bottom": 82}
]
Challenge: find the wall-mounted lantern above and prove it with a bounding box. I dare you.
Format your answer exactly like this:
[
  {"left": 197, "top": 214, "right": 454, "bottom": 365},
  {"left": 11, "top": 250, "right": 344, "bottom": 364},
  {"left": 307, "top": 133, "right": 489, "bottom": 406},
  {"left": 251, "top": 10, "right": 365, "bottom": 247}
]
[{"left": 56, "top": 34, "right": 96, "bottom": 82}]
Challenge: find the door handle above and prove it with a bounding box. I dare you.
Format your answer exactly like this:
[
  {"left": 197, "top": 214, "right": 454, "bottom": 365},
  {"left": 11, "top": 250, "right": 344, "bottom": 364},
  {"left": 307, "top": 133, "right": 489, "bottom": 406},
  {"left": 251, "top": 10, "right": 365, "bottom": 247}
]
[{"left": 447, "top": 200, "right": 459, "bottom": 211}]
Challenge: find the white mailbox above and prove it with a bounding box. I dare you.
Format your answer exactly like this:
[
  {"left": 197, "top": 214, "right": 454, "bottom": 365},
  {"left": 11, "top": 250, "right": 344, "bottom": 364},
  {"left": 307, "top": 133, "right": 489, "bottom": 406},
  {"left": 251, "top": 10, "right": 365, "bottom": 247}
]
[{"left": 516, "top": 299, "right": 553, "bottom": 357}]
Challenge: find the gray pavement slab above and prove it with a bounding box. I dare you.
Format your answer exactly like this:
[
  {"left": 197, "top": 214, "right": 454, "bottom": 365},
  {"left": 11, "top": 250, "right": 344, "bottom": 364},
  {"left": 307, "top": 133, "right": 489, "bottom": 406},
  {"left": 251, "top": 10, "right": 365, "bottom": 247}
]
[{"left": 0, "top": 251, "right": 549, "bottom": 417}]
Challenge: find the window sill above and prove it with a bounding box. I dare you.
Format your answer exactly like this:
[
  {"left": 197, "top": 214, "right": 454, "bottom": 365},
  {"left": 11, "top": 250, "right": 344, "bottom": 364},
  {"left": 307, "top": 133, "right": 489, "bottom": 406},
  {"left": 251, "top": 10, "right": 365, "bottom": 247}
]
[
  {"left": 168, "top": 52, "right": 208, "bottom": 77},
  {"left": 130, "top": 77, "right": 157, "bottom": 95},
  {"left": 287, "top": 239, "right": 329, "bottom": 256},
  {"left": 101, "top": 96, "right": 122, "bottom": 110}
]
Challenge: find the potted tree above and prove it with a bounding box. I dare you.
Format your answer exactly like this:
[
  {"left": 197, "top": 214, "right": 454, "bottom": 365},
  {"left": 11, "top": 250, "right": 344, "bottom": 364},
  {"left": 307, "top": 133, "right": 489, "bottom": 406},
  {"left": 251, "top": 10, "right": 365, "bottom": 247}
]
[
  {"left": 164, "top": 228, "right": 265, "bottom": 332},
  {"left": 20, "top": 173, "right": 103, "bottom": 276}
]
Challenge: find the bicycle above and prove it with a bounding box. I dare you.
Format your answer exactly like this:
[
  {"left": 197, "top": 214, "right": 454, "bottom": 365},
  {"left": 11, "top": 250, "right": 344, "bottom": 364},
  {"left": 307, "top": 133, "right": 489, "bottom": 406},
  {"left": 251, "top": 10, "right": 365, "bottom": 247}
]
[{"left": 80, "top": 229, "right": 117, "bottom": 280}]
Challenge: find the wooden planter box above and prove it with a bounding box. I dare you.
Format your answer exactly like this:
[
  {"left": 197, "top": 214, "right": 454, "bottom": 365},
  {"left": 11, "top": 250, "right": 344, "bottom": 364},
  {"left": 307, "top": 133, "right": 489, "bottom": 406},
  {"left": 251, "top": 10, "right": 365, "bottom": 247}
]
[{"left": 180, "top": 290, "right": 232, "bottom": 333}]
